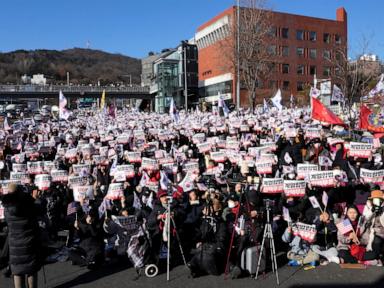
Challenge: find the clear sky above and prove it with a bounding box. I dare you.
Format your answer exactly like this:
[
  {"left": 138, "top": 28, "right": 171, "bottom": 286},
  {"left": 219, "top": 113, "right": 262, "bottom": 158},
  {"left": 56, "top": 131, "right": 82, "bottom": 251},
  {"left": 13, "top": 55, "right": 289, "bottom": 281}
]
[{"left": 0, "top": 0, "right": 383, "bottom": 60}]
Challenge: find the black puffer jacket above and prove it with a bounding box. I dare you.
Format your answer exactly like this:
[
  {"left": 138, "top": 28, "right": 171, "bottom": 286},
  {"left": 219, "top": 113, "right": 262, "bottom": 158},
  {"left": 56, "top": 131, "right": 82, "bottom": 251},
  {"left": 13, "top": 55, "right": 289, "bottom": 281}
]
[{"left": 1, "top": 189, "right": 41, "bottom": 275}]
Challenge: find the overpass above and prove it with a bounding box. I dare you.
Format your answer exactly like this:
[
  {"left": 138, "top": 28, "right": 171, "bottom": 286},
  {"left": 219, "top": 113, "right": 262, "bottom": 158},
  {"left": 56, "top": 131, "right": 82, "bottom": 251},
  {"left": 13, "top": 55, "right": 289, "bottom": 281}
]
[{"left": 0, "top": 84, "right": 152, "bottom": 103}]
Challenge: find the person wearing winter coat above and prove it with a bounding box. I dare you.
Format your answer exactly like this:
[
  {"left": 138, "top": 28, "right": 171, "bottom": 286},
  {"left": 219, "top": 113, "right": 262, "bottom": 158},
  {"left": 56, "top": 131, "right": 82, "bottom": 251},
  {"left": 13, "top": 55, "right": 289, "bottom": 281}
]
[
  {"left": 357, "top": 190, "right": 384, "bottom": 265},
  {"left": 282, "top": 224, "right": 319, "bottom": 265},
  {"left": 147, "top": 189, "right": 185, "bottom": 265},
  {"left": 188, "top": 201, "right": 227, "bottom": 277},
  {"left": 1, "top": 184, "right": 41, "bottom": 288},
  {"left": 69, "top": 209, "right": 104, "bottom": 269},
  {"left": 337, "top": 205, "right": 363, "bottom": 264}
]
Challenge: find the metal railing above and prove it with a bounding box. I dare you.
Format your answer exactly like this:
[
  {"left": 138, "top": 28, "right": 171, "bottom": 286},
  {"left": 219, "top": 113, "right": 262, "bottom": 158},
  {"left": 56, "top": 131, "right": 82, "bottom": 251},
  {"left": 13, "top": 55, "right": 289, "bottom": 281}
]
[{"left": 0, "top": 84, "right": 150, "bottom": 94}]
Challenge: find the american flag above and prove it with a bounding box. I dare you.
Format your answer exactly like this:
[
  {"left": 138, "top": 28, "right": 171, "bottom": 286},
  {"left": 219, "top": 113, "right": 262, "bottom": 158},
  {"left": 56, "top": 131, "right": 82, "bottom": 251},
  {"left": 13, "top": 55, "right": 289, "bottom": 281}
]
[
  {"left": 67, "top": 202, "right": 77, "bottom": 216},
  {"left": 336, "top": 218, "right": 353, "bottom": 235}
]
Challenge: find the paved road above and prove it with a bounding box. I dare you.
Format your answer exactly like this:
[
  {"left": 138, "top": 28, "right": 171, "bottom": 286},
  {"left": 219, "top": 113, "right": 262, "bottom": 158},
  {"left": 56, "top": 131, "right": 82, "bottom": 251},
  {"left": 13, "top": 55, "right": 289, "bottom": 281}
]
[{"left": 2, "top": 260, "right": 384, "bottom": 288}]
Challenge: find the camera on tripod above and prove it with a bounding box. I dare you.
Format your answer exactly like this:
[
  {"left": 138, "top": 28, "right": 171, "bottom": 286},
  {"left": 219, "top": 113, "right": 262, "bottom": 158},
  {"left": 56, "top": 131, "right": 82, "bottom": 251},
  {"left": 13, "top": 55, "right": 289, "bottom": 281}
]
[{"left": 263, "top": 199, "right": 275, "bottom": 210}]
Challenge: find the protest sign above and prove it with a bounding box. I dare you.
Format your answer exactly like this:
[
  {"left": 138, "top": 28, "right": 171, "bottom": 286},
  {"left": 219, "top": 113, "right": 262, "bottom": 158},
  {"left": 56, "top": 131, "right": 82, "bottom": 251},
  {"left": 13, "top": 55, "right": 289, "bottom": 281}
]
[
  {"left": 210, "top": 151, "right": 226, "bottom": 163},
  {"left": 309, "top": 171, "right": 335, "bottom": 187},
  {"left": 93, "top": 155, "right": 108, "bottom": 165},
  {"left": 68, "top": 175, "right": 88, "bottom": 187},
  {"left": 27, "top": 161, "right": 44, "bottom": 175},
  {"left": 127, "top": 152, "right": 142, "bottom": 163},
  {"left": 305, "top": 128, "right": 321, "bottom": 139},
  {"left": 12, "top": 164, "right": 27, "bottom": 172},
  {"left": 117, "top": 134, "right": 130, "bottom": 144},
  {"left": 35, "top": 174, "right": 52, "bottom": 191},
  {"left": 240, "top": 125, "right": 250, "bottom": 132},
  {"left": 192, "top": 133, "right": 205, "bottom": 144},
  {"left": 226, "top": 140, "right": 240, "bottom": 150},
  {"left": 106, "top": 183, "right": 124, "bottom": 200},
  {"left": 184, "top": 162, "right": 199, "bottom": 173},
  {"left": 43, "top": 161, "right": 56, "bottom": 173},
  {"left": 349, "top": 142, "right": 373, "bottom": 159},
  {"left": 10, "top": 172, "right": 29, "bottom": 184},
  {"left": 283, "top": 180, "right": 306, "bottom": 197},
  {"left": 112, "top": 215, "right": 139, "bottom": 236},
  {"left": 73, "top": 185, "right": 94, "bottom": 202},
  {"left": 297, "top": 164, "right": 319, "bottom": 180},
  {"left": 142, "top": 157, "right": 158, "bottom": 170},
  {"left": 146, "top": 181, "right": 159, "bottom": 193},
  {"left": 99, "top": 146, "right": 109, "bottom": 157},
  {"left": 197, "top": 142, "right": 211, "bottom": 153},
  {"left": 154, "top": 150, "right": 165, "bottom": 159},
  {"left": 261, "top": 178, "right": 284, "bottom": 193},
  {"left": 51, "top": 170, "right": 69, "bottom": 182},
  {"left": 360, "top": 168, "right": 384, "bottom": 184},
  {"left": 255, "top": 160, "right": 273, "bottom": 175},
  {"left": 292, "top": 222, "right": 317, "bottom": 243},
  {"left": 65, "top": 148, "right": 78, "bottom": 159},
  {"left": 73, "top": 164, "right": 91, "bottom": 176}
]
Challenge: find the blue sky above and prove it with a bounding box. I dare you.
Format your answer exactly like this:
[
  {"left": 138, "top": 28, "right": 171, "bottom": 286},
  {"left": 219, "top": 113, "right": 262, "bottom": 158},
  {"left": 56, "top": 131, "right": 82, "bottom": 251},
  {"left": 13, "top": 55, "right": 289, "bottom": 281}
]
[{"left": 0, "top": 0, "right": 383, "bottom": 59}]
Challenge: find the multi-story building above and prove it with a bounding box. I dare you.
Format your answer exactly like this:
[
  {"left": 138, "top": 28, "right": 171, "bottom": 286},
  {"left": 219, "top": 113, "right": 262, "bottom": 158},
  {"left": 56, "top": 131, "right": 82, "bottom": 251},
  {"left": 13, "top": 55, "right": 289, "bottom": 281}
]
[
  {"left": 142, "top": 41, "right": 199, "bottom": 113},
  {"left": 354, "top": 54, "right": 382, "bottom": 77},
  {"left": 196, "top": 6, "right": 348, "bottom": 106}
]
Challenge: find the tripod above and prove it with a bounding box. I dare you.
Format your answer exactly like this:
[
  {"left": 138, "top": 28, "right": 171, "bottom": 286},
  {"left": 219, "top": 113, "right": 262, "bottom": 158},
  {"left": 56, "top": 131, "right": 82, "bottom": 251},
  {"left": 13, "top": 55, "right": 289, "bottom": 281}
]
[
  {"left": 165, "top": 195, "right": 188, "bottom": 281},
  {"left": 255, "top": 201, "right": 279, "bottom": 285}
]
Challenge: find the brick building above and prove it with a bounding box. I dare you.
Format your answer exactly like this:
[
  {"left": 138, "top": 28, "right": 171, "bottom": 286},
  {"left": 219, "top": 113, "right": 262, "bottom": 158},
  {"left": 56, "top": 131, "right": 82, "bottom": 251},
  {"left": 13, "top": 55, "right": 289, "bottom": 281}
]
[{"left": 195, "top": 6, "right": 348, "bottom": 106}]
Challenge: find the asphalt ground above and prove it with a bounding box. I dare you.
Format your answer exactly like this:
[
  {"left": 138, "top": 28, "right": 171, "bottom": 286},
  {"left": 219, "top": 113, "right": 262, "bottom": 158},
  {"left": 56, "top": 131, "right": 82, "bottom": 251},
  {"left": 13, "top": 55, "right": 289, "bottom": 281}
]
[{"left": 2, "top": 258, "right": 384, "bottom": 288}]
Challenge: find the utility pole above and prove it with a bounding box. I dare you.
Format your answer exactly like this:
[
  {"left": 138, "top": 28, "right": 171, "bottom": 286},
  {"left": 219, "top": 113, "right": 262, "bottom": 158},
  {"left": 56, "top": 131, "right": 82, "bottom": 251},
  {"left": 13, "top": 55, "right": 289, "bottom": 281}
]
[
  {"left": 236, "top": 0, "right": 241, "bottom": 111},
  {"left": 184, "top": 46, "right": 188, "bottom": 111},
  {"left": 67, "top": 72, "right": 70, "bottom": 86}
]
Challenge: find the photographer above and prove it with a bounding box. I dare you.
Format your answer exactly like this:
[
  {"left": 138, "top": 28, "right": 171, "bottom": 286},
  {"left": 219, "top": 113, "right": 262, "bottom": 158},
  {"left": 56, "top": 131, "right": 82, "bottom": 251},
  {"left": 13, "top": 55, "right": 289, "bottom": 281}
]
[
  {"left": 359, "top": 190, "right": 384, "bottom": 265},
  {"left": 188, "top": 201, "right": 226, "bottom": 277}
]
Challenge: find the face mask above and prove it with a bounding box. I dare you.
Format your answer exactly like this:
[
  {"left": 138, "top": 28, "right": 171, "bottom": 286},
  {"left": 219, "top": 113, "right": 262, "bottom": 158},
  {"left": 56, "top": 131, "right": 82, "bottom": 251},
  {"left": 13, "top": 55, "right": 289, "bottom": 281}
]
[
  {"left": 286, "top": 200, "right": 295, "bottom": 207},
  {"left": 373, "top": 198, "right": 382, "bottom": 207},
  {"left": 228, "top": 200, "right": 236, "bottom": 209},
  {"left": 288, "top": 173, "right": 295, "bottom": 180}
]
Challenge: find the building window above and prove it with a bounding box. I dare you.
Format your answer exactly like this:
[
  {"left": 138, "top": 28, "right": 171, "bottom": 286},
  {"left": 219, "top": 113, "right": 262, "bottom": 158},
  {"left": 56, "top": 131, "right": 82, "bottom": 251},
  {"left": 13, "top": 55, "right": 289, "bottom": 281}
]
[
  {"left": 335, "top": 34, "right": 342, "bottom": 44},
  {"left": 309, "top": 31, "right": 317, "bottom": 41},
  {"left": 282, "top": 27, "right": 289, "bottom": 39},
  {"left": 296, "top": 30, "right": 304, "bottom": 40},
  {"left": 335, "top": 51, "right": 342, "bottom": 61},
  {"left": 267, "top": 45, "right": 277, "bottom": 56},
  {"left": 283, "top": 81, "right": 290, "bottom": 90},
  {"left": 269, "top": 62, "right": 277, "bottom": 73},
  {"left": 310, "top": 65, "right": 316, "bottom": 75},
  {"left": 268, "top": 26, "right": 277, "bottom": 37},
  {"left": 296, "top": 47, "right": 304, "bottom": 57},
  {"left": 323, "top": 66, "right": 331, "bottom": 77},
  {"left": 269, "top": 80, "right": 277, "bottom": 89},
  {"left": 323, "top": 50, "right": 331, "bottom": 60},
  {"left": 282, "top": 64, "right": 290, "bottom": 74},
  {"left": 282, "top": 46, "right": 289, "bottom": 57},
  {"left": 335, "top": 67, "right": 342, "bottom": 76},
  {"left": 323, "top": 33, "right": 330, "bottom": 43},
  {"left": 297, "top": 64, "right": 305, "bottom": 75},
  {"left": 309, "top": 48, "right": 317, "bottom": 59},
  {"left": 297, "top": 81, "right": 304, "bottom": 91}
]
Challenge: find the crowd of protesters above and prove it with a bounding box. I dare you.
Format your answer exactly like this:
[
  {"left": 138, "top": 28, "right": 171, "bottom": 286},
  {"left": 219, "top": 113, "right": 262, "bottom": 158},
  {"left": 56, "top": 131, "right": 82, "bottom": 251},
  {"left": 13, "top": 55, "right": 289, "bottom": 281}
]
[{"left": 0, "top": 104, "right": 384, "bottom": 288}]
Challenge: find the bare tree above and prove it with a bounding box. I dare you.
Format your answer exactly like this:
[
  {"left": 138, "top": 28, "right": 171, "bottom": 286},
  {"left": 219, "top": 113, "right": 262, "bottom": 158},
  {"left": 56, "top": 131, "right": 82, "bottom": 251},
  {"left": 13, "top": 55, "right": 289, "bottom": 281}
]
[
  {"left": 328, "top": 34, "right": 380, "bottom": 127},
  {"left": 218, "top": 0, "right": 274, "bottom": 110}
]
